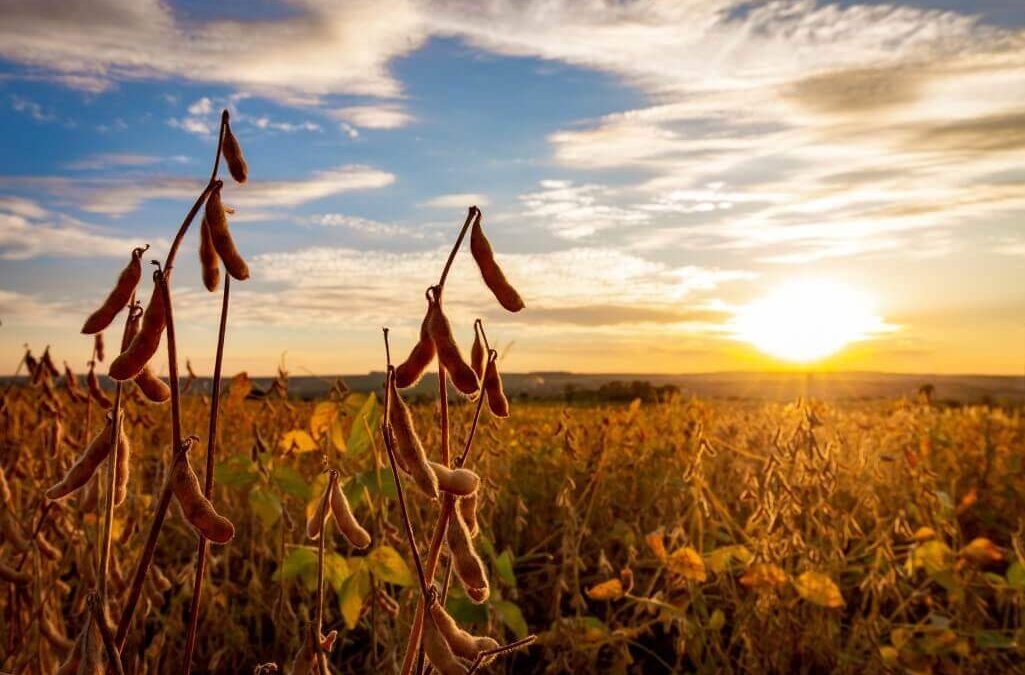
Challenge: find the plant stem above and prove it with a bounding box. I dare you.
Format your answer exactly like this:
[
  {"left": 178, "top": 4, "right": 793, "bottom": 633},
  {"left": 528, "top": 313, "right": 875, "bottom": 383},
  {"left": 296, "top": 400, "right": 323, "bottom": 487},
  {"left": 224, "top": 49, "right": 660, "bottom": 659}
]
[
  {"left": 96, "top": 297, "right": 136, "bottom": 603},
  {"left": 181, "top": 276, "right": 231, "bottom": 673},
  {"left": 114, "top": 266, "right": 187, "bottom": 653},
  {"left": 436, "top": 207, "right": 479, "bottom": 296},
  {"left": 163, "top": 110, "right": 226, "bottom": 272}
]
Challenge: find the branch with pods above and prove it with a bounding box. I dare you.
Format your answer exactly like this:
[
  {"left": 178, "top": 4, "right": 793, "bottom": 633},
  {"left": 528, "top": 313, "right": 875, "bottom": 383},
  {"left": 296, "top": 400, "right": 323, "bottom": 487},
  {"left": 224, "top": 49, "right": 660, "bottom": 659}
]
[{"left": 37, "top": 109, "right": 252, "bottom": 673}]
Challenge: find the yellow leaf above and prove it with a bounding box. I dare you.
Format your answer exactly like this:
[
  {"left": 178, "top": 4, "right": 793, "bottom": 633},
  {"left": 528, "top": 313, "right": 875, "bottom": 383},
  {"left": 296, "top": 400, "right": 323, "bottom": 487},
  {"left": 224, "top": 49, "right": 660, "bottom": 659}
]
[
  {"left": 706, "top": 545, "right": 752, "bottom": 574},
  {"left": 739, "top": 563, "right": 788, "bottom": 589},
  {"left": 586, "top": 578, "right": 624, "bottom": 600},
  {"left": 667, "top": 547, "right": 706, "bottom": 582},
  {"left": 645, "top": 529, "right": 667, "bottom": 563},
  {"left": 280, "top": 429, "right": 317, "bottom": 454},
  {"left": 911, "top": 527, "right": 936, "bottom": 542},
  {"left": 912, "top": 540, "right": 954, "bottom": 575},
  {"left": 958, "top": 537, "right": 1003, "bottom": 566},
  {"left": 329, "top": 417, "right": 347, "bottom": 453},
  {"left": 309, "top": 401, "right": 339, "bottom": 441},
  {"left": 794, "top": 571, "right": 844, "bottom": 608},
  {"left": 366, "top": 546, "right": 414, "bottom": 587}
]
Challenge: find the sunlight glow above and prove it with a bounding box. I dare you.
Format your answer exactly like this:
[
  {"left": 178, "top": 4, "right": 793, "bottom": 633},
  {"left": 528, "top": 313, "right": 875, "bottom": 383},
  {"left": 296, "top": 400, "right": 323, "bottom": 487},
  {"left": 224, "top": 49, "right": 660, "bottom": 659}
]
[{"left": 731, "top": 280, "right": 891, "bottom": 363}]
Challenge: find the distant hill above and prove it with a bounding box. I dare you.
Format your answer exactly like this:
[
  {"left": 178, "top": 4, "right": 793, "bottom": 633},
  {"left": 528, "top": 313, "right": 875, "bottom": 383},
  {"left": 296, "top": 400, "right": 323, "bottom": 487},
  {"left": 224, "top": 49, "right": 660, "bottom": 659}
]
[
  {"left": 69, "top": 371, "right": 1018, "bottom": 405},
  {"left": 6, "top": 371, "right": 1021, "bottom": 404}
]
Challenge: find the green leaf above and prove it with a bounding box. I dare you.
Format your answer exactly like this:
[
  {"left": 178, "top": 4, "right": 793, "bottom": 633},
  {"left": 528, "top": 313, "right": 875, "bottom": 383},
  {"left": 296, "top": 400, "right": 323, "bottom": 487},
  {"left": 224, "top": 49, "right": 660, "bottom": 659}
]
[
  {"left": 344, "top": 469, "right": 397, "bottom": 508},
  {"left": 494, "top": 549, "right": 516, "bottom": 588},
  {"left": 270, "top": 464, "right": 311, "bottom": 502},
  {"left": 492, "top": 600, "right": 528, "bottom": 639},
  {"left": 1007, "top": 561, "right": 1025, "bottom": 589},
  {"left": 446, "top": 593, "right": 488, "bottom": 625},
  {"left": 366, "top": 546, "right": 414, "bottom": 586},
  {"left": 323, "top": 552, "right": 351, "bottom": 593},
  {"left": 249, "top": 487, "right": 282, "bottom": 529},
  {"left": 274, "top": 547, "right": 318, "bottom": 592},
  {"left": 338, "top": 567, "right": 371, "bottom": 629},
  {"left": 974, "top": 629, "right": 1016, "bottom": 650},
  {"left": 214, "top": 454, "right": 259, "bottom": 490},
  {"left": 346, "top": 393, "right": 379, "bottom": 456}
]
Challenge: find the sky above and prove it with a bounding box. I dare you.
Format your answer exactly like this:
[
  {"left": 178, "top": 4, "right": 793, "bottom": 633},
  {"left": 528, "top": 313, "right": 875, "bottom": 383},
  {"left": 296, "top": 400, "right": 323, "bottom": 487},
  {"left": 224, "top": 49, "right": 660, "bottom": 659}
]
[{"left": 0, "top": 0, "right": 1022, "bottom": 377}]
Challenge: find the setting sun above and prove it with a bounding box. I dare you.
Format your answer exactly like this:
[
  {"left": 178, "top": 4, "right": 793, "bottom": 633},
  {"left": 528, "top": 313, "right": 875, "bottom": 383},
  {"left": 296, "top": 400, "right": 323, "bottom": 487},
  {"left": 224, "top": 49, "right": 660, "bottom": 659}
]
[{"left": 731, "top": 280, "right": 892, "bottom": 363}]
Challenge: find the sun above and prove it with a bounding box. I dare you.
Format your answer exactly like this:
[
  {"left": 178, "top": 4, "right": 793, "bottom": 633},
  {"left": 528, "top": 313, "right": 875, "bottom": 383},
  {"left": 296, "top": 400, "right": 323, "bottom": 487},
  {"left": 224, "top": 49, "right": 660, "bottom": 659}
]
[{"left": 730, "top": 280, "right": 890, "bottom": 363}]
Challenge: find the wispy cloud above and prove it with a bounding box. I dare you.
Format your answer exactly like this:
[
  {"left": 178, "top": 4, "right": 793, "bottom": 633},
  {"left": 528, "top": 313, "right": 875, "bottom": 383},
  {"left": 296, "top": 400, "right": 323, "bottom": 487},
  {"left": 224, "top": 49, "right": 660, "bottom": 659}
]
[
  {"left": 421, "top": 193, "right": 490, "bottom": 210},
  {"left": 331, "top": 105, "right": 413, "bottom": 129},
  {"left": 0, "top": 196, "right": 155, "bottom": 260},
  {"left": 0, "top": 0, "right": 427, "bottom": 102},
  {"left": 0, "top": 165, "right": 396, "bottom": 216},
  {"left": 64, "top": 153, "right": 189, "bottom": 171}
]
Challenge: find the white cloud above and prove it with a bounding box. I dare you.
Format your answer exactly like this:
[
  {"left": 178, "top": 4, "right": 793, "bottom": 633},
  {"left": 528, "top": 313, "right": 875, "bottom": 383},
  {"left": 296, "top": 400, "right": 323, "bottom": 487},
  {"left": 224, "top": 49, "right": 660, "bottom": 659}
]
[
  {"left": 0, "top": 197, "right": 154, "bottom": 260},
  {"left": 0, "top": 0, "right": 427, "bottom": 102},
  {"left": 245, "top": 244, "right": 751, "bottom": 329},
  {"left": 64, "top": 153, "right": 189, "bottom": 171},
  {"left": 519, "top": 180, "right": 650, "bottom": 239},
  {"left": 421, "top": 193, "right": 491, "bottom": 209},
  {"left": 331, "top": 105, "right": 413, "bottom": 129},
  {"left": 0, "top": 165, "right": 396, "bottom": 216}
]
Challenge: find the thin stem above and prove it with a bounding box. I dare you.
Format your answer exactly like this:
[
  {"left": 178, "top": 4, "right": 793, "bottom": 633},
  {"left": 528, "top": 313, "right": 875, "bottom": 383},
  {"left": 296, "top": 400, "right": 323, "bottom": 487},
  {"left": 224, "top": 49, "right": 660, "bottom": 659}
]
[
  {"left": 163, "top": 111, "right": 227, "bottom": 272},
  {"left": 115, "top": 265, "right": 187, "bottom": 652},
  {"left": 89, "top": 594, "right": 125, "bottom": 675},
  {"left": 96, "top": 294, "right": 136, "bottom": 602},
  {"left": 181, "top": 276, "right": 231, "bottom": 673},
  {"left": 465, "top": 636, "right": 537, "bottom": 675},
  {"left": 436, "top": 207, "right": 480, "bottom": 295}
]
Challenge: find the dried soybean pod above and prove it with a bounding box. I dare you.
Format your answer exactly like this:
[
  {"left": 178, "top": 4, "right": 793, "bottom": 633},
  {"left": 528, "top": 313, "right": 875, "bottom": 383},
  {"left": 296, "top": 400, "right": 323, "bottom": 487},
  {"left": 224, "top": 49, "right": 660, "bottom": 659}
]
[
  {"left": 458, "top": 492, "right": 479, "bottom": 538},
  {"left": 470, "top": 328, "right": 485, "bottom": 380},
  {"left": 423, "top": 610, "right": 469, "bottom": 675},
  {"left": 0, "top": 510, "right": 29, "bottom": 551},
  {"left": 0, "top": 559, "right": 30, "bottom": 584},
  {"left": 221, "top": 121, "right": 248, "bottom": 184},
  {"left": 40, "top": 614, "right": 75, "bottom": 653},
  {"left": 82, "top": 246, "right": 147, "bottom": 334},
  {"left": 470, "top": 217, "right": 524, "bottom": 312},
  {"left": 55, "top": 626, "right": 83, "bottom": 675},
  {"left": 389, "top": 378, "right": 439, "bottom": 499},
  {"left": 0, "top": 465, "right": 11, "bottom": 506},
  {"left": 113, "top": 423, "right": 131, "bottom": 506},
  {"left": 109, "top": 282, "right": 165, "bottom": 381},
  {"left": 483, "top": 355, "right": 509, "bottom": 418},
  {"left": 429, "top": 601, "right": 499, "bottom": 662},
  {"left": 63, "top": 363, "right": 87, "bottom": 403},
  {"left": 134, "top": 367, "right": 170, "bottom": 404},
  {"left": 205, "top": 183, "right": 249, "bottom": 281},
  {"left": 429, "top": 462, "right": 479, "bottom": 497},
  {"left": 394, "top": 303, "right": 436, "bottom": 388},
  {"left": 427, "top": 302, "right": 479, "bottom": 396},
  {"left": 198, "top": 215, "right": 221, "bottom": 292},
  {"left": 306, "top": 487, "right": 330, "bottom": 541},
  {"left": 172, "top": 444, "right": 235, "bottom": 544},
  {"left": 329, "top": 477, "right": 371, "bottom": 549},
  {"left": 46, "top": 416, "right": 116, "bottom": 500},
  {"left": 94, "top": 333, "right": 105, "bottom": 362},
  {"left": 86, "top": 365, "right": 112, "bottom": 408},
  {"left": 40, "top": 347, "right": 60, "bottom": 378},
  {"left": 289, "top": 624, "right": 318, "bottom": 675},
  {"left": 447, "top": 505, "right": 489, "bottom": 603},
  {"left": 78, "top": 616, "right": 104, "bottom": 675}
]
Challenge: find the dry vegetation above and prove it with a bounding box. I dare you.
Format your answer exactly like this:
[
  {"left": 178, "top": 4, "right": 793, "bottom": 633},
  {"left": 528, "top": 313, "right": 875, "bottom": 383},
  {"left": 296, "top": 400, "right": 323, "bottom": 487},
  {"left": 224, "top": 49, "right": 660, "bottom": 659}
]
[
  {"left": 2, "top": 376, "right": 1024, "bottom": 673},
  {"left": 2, "top": 110, "right": 1025, "bottom": 675}
]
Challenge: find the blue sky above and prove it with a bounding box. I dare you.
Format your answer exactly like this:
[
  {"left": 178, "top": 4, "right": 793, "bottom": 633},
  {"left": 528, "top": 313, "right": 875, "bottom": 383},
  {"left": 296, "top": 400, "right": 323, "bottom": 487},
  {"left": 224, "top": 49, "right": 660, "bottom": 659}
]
[{"left": 0, "top": 1, "right": 1023, "bottom": 375}]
